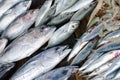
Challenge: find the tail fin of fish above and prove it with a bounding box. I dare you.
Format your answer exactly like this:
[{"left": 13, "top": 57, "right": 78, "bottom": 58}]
[{"left": 0, "top": 63, "right": 15, "bottom": 78}]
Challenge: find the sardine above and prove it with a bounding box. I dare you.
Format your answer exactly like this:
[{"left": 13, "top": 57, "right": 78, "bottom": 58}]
[
  {"left": 46, "top": 21, "right": 79, "bottom": 48},
  {"left": 71, "top": 40, "right": 97, "bottom": 66},
  {"left": 55, "top": 0, "right": 78, "bottom": 15},
  {"left": 2, "top": 9, "right": 38, "bottom": 40},
  {"left": 83, "top": 50, "right": 120, "bottom": 73},
  {"left": 0, "top": 0, "right": 24, "bottom": 18},
  {"left": 0, "top": 26, "right": 56, "bottom": 63},
  {"left": 0, "top": 0, "right": 31, "bottom": 33},
  {"left": 10, "top": 46, "right": 71, "bottom": 80},
  {"left": 35, "top": 0, "right": 53, "bottom": 26},
  {"left": 61, "top": 0, "right": 93, "bottom": 14},
  {"left": 113, "top": 69, "right": 120, "bottom": 80},
  {"left": 34, "top": 66, "right": 78, "bottom": 80}
]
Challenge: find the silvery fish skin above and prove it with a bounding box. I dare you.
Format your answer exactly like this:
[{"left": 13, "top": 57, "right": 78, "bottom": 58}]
[
  {"left": 0, "top": 63, "right": 15, "bottom": 78},
  {"left": 103, "top": 56, "right": 120, "bottom": 78},
  {"left": 61, "top": 0, "right": 93, "bottom": 14},
  {"left": 67, "top": 28, "right": 94, "bottom": 62},
  {"left": 2, "top": 9, "right": 38, "bottom": 40},
  {"left": 0, "top": 38, "right": 8, "bottom": 55},
  {"left": 0, "top": 0, "right": 24, "bottom": 18},
  {"left": 34, "top": 66, "right": 78, "bottom": 80},
  {"left": 98, "top": 29, "right": 120, "bottom": 46},
  {"left": 88, "top": 61, "right": 113, "bottom": 77},
  {"left": 113, "top": 69, "right": 120, "bottom": 80},
  {"left": 10, "top": 46, "right": 71, "bottom": 80},
  {"left": 47, "top": 12, "right": 74, "bottom": 25},
  {"left": 83, "top": 50, "right": 120, "bottom": 73},
  {"left": 70, "top": 4, "right": 95, "bottom": 21},
  {"left": 55, "top": 0, "right": 78, "bottom": 15},
  {"left": 96, "top": 42, "right": 120, "bottom": 53},
  {"left": 0, "top": 0, "right": 31, "bottom": 33},
  {"left": 46, "top": 21, "right": 79, "bottom": 48},
  {"left": 35, "top": 0, "right": 53, "bottom": 26},
  {"left": 0, "top": 26, "right": 56, "bottom": 64},
  {"left": 71, "top": 41, "right": 97, "bottom": 66}
]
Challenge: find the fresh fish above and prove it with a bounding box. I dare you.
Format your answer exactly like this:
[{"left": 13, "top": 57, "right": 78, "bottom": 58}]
[
  {"left": 34, "top": 66, "right": 78, "bottom": 80},
  {"left": 0, "top": 26, "right": 56, "bottom": 64},
  {"left": 88, "top": 61, "right": 113, "bottom": 77},
  {"left": 35, "top": 0, "right": 53, "bottom": 26},
  {"left": 103, "top": 56, "right": 120, "bottom": 78},
  {"left": 0, "top": 63, "right": 15, "bottom": 78},
  {"left": 55, "top": 0, "right": 78, "bottom": 15},
  {"left": 98, "top": 29, "right": 120, "bottom": 46},
  {"left": 0, "top": 0, "right": 31, "bottom": 33},
  {"left": 2, "top": 9, "right": 38, "bottom": 40},
  {"left": 113, "top": 69, "right": 120, "bottom": 80},
  {"left": 10, "top": 46, "right": 71, "bottom": 80},
  {"left": 46, "top": 21, "right": 79, "bottom": 48},
  {"left": 83, "top": 50, "right": 120, "bottom": 73},
  {"left": 0, "top": 0, "right": 24, "bottom": 18},
  {"left": 96, "top": 42, "right": 120, "bottom": 53},
  {"left": 67, "top": 28, "right": 94, "bottom": 61},
  {"left": 61, "top": 0, "right": 93, "bottom": 14},
  {"left": 70, "top": 4, "right": 95, "bottom": 21},
  {"left": 71, "top": 40, "right": 97, "bottom": 66},
  {"left": 0, "top": 38, "right": 8, "bottom": 55},
  {"left": 47, "top": 12, "right": 74, "bottom": 25}
]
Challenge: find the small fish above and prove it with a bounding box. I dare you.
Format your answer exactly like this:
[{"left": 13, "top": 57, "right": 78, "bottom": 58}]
[
  {"left": 54, "top": 0, "right": 78, "bottom": 15},
  {"left": 70, "top": 4, "right": 95, "bottom": 21},
  {"left": 0, "top": 26, "right": 56, "bottom": 64},
  {"left": 46, "top": 21, "right": 79, "bottom": 48},
  {"left": 0, "top": 38, "right": 8, "bottom": 55},
  {"left": 34, "top": 66, "right": 78, "bottom": 80},
  {"left": 67, "top": 28, "right": 94, "bottom": 61},
  {"left": 0, "top": 0, "right": 31, "bottom": 33},
  {"left": 83, "top": 50, "right": 120, "bottom": 73},
  {"left": 0, "top": 0, "right": 24, "bottom": 18},
  {"left": 2, "top": 9, "right": 38, "bottom": 40},
  {"left": 10, "top": 46, "right": 71, "bottom": 80},
  {"left": 61, "top": 0, "right": 93, "bottom": 14},
  {"left": 0, "top": 63, "right": 15, "bottom": 78},
  {"left": 35, "top": 0, "right": 53, "bottom": 26},
  {"left": 98, "top": 29, "right": 120, "bottom": 46},
  {"left": 71, "top": 40, "right": 97, "bottom": 66},
  {"left": 47, "top": 12, "right": 74, "bottom": 25},
  {"left": 88, "top": 60, "right": 113, "bottom": 78}
]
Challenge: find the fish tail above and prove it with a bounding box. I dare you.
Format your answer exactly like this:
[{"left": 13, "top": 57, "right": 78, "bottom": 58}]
[{"left": 0, "top": 63, "right": 15, "bottom": 78}]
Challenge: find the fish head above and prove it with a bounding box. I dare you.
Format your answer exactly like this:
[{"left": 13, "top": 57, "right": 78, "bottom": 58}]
[{"left": 68, "top": 21, "right": 79, "bottom": 32}]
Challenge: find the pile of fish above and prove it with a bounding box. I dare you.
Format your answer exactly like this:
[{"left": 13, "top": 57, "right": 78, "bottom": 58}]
[{"left": 0, "top": 0, "right": 120, "bottom": 80}]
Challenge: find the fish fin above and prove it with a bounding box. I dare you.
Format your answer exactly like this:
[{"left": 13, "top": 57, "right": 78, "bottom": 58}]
[{"left": 0, "top": 63, "right": 15, "bottom": 78}]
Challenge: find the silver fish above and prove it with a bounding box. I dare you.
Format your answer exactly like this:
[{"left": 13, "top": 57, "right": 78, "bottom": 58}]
[
  {"left": 70, "top": 4, "right": 95, "bottom": 21},
  {"left": 46, "top": 21, "right": 79, "bottom": 48},
  {"left": 71, "top": 41, "right": 97, "bottom": 66},
  {"left": 47, "top": 12, "right": 74, "bottom": 25},
  {"left": 0, "top": 38, "right": 8, "bottom": 55},
  {"left": 10, "top": 46, "right": 71, "bottom": 80},
  {"left": 0, "top": 0, "right": 24, "bottom": 18},
  {"left": 0, "top": 63, "right": 15, "bottom": 78},
  {"left": 83, "top": 50, "right": 120, "bottom": 73},
  {"left": 0, "top": 26, "right": 56, "bottom": 64},
  {"left": 61, "top": 0, "right": 93, "bottom": 14},
  {"left": 2, "top": 9, "right": 38, "bottom": 40},
  {"left": 34, "top": 66, "right": 78, "bottom": 80},
  {"left": 35, "top": 0, "right": 53, "bottom": 26},
  {"left": 67, "top": 28, "right": 94, "bottom": 62},
  {"left": 113, "top": 69, "right": 120, "bottom": 80},
  {"left": 0, "top": 0, "right": 31, "bottom": 33},
  {"left": 54, "top": 0, "right": 78, "bottom": 15}
]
